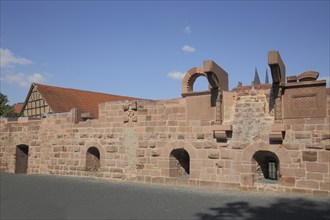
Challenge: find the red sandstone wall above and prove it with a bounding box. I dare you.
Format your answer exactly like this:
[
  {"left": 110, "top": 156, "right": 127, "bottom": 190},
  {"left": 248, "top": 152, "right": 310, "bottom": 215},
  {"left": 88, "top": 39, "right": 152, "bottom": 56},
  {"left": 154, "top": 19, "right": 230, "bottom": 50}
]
[{"left": 0, "top": 90, "right": 329, "bottom": 196}]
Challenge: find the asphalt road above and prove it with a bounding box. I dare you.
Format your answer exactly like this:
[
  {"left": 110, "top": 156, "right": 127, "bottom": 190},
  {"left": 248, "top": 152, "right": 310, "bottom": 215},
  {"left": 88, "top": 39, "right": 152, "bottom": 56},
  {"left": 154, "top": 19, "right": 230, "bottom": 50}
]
[{"left": 1, "top": 173, "right": 329, "bottom": 220}]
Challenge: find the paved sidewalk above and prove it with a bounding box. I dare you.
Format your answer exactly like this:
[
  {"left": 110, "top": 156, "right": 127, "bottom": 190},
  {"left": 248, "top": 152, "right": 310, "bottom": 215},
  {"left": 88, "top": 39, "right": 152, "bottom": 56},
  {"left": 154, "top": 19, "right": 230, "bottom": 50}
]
[{"left": 1, "top": 173, "right": 329, "bottom": 220}]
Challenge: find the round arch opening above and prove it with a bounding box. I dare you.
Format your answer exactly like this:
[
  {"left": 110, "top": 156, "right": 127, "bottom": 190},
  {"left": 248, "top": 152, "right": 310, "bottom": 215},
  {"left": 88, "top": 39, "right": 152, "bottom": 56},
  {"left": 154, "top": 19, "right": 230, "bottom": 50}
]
[
  {"left": 169, "top": 148, "right": 190, "bottom": 179},
  {"left": 86, "top": 147, "right": 101, "bottom": 171},
  {"left": 252, "top": 150, "right": 280, "bottom": 182}
]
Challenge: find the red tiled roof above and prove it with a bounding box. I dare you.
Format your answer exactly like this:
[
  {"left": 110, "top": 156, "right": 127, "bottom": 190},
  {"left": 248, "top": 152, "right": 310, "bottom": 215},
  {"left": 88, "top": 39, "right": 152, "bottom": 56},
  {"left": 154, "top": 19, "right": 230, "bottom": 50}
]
[
  {"left": 326, "top": 88, "right": 330, "bottom": 95},
  {"left": 28, "top": 83, "right": 142, "bottom": 118},
  {"left": 12, "top": 103, "right": 24, "bottom": 114},
  {"left": 231, "top": 84, "right": 271, "bottom": 92}
]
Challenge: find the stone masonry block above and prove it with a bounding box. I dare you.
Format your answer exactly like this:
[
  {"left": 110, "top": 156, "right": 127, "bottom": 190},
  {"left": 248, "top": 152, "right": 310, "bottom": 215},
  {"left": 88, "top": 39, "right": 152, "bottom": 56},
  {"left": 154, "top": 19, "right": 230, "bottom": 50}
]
[
  {"left": 136, "top": 149, "right": 145, "bottom": 157},
  {"left": 295, "top": 132, "right": 311, "bottom": 140},
  {"left": 302, "top": 151, "right": 317, "bottom": 162},
  {"left": 271, "top": 124, "right": 285, "bottom": 132},
  {"left": 151, "top": 149, "right": 161, "bottom": 157},
  {"left": 240, "top": 174, "right": 254, "bottom": 186},
  {"left": 196, "top": 133, "right": 205, "bottom": 139},
  {"left": 321, "top": 132, "right": 330, "bottom": 140},
  {"left": 306, "top": 163, "right": 328, "bottom": 173},
  {"left": 208, "top": 151, "right": 219, "bottom": 159},
  {"left": 279, "top": 176, "right": 295, "bottom": 187},
  {"left": 107, "top": 146, "right": 118, "bottom": 153},
  {"left": 296, "top": 180, "right": 319, "bottom": 189},
  {"left": 231, "top": 141, "right": 245, "bottom": 149},
  {"left": 138, "top": 142, "right": 148, "bottom": 148},
  {"left": 318, "top": 151, "right": 330, "bottom": 163},
  {"left": 305, "top": 143, "right": 323, "bottom": 149},
  {"left": 282, "top": 143, "right": 300, "bottom": 150},
  {"left": 149, "top": 141, "right": 156, "bottom": 148}
]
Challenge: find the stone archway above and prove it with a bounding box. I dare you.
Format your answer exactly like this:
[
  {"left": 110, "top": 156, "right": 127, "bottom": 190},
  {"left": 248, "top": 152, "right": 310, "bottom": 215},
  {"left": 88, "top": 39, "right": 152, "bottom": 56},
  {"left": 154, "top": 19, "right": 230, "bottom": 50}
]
[
  {"left": 86, "top": 147, "right": 101, "bottom": 171},
  {"left": 252, "top": 150, "right": 280, "bottom": 181},
  {"left": 160, "top": 141, "right": 198, "bottom": 179},
  {"left": 81, "top": 142, "right": 106, "bottom": 170},
  {"left": 15, "top": 144, "right": 29, "bottom": 174},
  {"left": 169, "top": 148, "right": 190, "bottom": 178},
  {"left": 182, "top": 69, "right": 210, "bottom": 93}
]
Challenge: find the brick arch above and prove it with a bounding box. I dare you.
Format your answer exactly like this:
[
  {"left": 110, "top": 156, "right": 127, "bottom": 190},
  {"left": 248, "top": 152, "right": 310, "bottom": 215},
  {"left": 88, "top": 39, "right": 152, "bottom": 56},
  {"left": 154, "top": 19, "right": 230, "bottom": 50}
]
[{"left": 81, "top": 141, "right": 106, "bottom": 168}]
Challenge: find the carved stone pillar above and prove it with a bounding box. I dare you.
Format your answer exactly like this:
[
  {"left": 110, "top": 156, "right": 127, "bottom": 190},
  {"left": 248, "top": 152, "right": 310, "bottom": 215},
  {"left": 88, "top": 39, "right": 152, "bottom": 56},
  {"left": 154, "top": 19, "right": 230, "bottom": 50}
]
[{"left": 215, "top": 90, "right": 223, "bottom": 124}]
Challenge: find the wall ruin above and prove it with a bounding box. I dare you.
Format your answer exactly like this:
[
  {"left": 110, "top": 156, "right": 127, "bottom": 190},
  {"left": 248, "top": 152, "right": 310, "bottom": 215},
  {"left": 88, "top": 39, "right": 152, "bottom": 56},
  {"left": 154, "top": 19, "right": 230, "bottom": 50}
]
[{"left": 1, "top": 52, "right": 329, "bottom": 196}]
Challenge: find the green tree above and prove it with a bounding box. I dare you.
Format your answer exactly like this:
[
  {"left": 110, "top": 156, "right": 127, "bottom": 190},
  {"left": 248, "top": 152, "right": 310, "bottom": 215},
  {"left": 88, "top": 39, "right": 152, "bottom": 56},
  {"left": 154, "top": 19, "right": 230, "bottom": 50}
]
[{"left": 0, "top": 93, "right": 17, "bottom": 117}]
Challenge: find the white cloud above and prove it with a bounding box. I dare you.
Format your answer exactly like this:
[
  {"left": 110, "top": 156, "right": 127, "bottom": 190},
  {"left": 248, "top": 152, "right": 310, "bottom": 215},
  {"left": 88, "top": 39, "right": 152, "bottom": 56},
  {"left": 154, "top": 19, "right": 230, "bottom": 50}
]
[
  {"left": 0, "top": 48, "right": 32, "bottom": 68},
  {"left": 182, "top": 45, "right": 196, "bottom": 53},
  {"left": 184, "top": 25, "right": 192, "bottom": 34},
  {"left": 167, "top": 71, "right": 186, "bottom": 80},
  {"left": 319, "top": 76, "right": 330, "bottom": 86},
  {"left": 1, "top": 73, "right": 48, "bottom": 88}
]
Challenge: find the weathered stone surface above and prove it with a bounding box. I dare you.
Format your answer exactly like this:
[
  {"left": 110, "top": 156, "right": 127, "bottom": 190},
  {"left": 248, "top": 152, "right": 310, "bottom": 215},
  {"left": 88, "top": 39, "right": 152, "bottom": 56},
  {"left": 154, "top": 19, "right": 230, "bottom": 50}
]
[
  {"left": 306, "top": 163, "right": 328, "bottom": 173},
  {"left": 240, "top": 174, "right": 254, "bottom": 186},
  {"left": 208, "top": 151, "right": 219, "bottom": 159},
  {"left": 295, "top": 132, "right": 311, "bottom": 140},
  {"left": 302, "top": 151, "right": 317, "bottom": 162},
  {"left": 151, "top": 149, "right": 161, "bottom": 157},
  {"left": 279, "top": 176, "right": 295, "bottom": 187},
  {"left": 305, "top": 143, "right": 323, "bottom": 149}
]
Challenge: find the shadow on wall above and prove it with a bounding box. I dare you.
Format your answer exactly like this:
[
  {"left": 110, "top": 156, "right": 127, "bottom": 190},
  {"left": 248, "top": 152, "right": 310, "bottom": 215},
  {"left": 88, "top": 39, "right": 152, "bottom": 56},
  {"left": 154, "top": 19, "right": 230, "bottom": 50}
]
[{"left": 195, "top": 198, "right": 330, "bottom": 220}]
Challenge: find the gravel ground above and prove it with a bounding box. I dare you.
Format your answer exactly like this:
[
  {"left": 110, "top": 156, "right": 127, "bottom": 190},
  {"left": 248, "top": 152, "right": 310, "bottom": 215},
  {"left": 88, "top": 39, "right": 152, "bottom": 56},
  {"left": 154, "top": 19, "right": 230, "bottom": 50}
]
[{"left": 1, "top": 172, "right": 329, "bottom": 220}]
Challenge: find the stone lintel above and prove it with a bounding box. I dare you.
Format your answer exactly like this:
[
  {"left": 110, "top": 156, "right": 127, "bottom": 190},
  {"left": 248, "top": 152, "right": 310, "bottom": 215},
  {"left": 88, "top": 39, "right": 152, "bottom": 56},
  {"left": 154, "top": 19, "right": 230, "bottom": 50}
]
[
  {"left": 213, "top": 125, "right": 232, "bottom": 141},
  {"left": 212, "top": 124, "right": 233, "bottom": 131}
]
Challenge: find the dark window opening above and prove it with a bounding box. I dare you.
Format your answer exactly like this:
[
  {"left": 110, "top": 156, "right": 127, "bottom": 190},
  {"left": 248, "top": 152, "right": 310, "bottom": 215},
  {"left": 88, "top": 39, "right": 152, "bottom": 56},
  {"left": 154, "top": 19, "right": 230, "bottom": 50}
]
[
  {"left": 15, "top": 145, "right": 29, "bottom": 173},
  {"left": 253, "top": 151, "right": 279, "bottom": 182},
  {"left": 86, "top": 147, "right": 100, "bottom": 171},
  {"left": 169, "top": 148, "right": 190, "bottom": 179}
]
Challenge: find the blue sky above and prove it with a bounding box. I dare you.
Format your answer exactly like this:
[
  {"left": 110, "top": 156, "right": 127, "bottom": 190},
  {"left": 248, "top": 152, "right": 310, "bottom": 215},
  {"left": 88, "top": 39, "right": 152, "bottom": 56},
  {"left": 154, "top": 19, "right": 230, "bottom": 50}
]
[{"left": 1, "top": 1, "right": 329, "bottom": 104}]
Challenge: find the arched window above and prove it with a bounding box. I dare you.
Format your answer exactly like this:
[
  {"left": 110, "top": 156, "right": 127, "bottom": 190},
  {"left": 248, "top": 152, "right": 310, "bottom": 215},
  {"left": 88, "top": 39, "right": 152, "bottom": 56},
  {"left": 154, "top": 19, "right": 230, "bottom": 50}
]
[
  {"left": 15, "top": 144, "right": 29, "bottom": 173},
  {"left": 252, "top": 150, "right": 279, "bottom": 182},
  {"left": 86, "top": 147, "right": 100, "bottom": 171},
  {"left": 169, "top": 148, "right": 190, "bottom": 178}
]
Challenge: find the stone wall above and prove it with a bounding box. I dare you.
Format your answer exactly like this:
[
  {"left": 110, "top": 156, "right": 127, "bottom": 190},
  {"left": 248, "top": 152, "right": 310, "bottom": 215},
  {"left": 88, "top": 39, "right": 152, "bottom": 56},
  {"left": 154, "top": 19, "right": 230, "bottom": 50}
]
[{"left": 0, "top": 88, "right": 329, "bottom": 196}]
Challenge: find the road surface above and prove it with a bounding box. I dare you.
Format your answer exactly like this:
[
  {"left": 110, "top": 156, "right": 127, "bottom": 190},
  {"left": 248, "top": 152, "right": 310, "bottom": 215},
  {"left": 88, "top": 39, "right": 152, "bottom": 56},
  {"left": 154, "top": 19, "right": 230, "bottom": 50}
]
[{"left": 1, "top": 173, "right": 329, "bottom": 220}]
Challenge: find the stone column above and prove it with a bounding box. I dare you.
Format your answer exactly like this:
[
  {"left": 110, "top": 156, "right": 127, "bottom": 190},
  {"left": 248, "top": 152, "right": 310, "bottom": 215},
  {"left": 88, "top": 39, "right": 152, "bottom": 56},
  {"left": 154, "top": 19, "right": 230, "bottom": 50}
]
[{"left": 215, "top": 90, "right": 223, "bottom": 124}]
